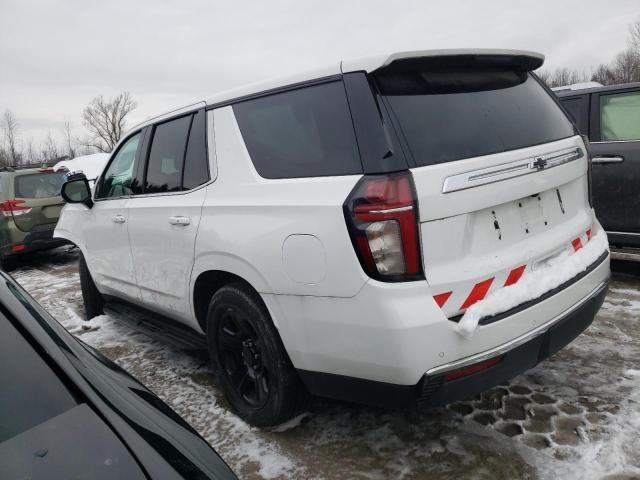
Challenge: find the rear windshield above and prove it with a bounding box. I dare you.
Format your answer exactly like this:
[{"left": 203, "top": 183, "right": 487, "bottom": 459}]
[
  {"left": 14, "top": 172, "right": 66, "bottom": 198},
  {"left": 375, "top": 70, "right": 576, "bottom": 167}
]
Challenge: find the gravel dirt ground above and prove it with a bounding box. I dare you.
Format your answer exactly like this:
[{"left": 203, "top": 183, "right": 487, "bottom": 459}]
[{"left": 10, "top": 247, "right": 640, "bottom": 480}]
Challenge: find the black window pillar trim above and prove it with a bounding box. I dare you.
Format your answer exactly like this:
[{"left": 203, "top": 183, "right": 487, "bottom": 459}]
[
  {"left": 342, "top": 72, "right": 410, "bottom": 174},
  {"left": 132, "top": 126, "right": 151, "bottom": 195}
]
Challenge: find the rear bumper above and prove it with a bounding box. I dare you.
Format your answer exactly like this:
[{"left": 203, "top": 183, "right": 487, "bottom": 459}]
[
  {"left": 418, "top": 276, "right": 608, "bottom": 406},
  {"left": 297, "top": 275, "right": 609, "bottom": 408},
  {"left": 1, "top": 223, "right": 67, "bottom": 256}
]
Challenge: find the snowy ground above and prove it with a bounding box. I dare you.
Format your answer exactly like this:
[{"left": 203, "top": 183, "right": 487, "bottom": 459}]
[{"left": 11, "top": 247, "right": 640, "bottom": 480}]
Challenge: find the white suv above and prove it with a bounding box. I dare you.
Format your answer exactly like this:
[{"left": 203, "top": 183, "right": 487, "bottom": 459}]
[{"left": 57, "top": 49, "right": 610, "bottom": 426}]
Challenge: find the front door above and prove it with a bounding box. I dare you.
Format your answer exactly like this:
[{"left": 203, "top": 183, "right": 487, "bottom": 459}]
[
  {"left": 87, "top": 131, "right": 143, "bottom": 301},
  {"left": 590, "top": 88, "right": 640, "bottom": 241}
]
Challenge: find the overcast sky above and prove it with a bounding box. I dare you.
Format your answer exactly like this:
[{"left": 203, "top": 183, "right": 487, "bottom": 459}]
[{"left": 0, "top": 0, "right": 638, "bottom": 149}]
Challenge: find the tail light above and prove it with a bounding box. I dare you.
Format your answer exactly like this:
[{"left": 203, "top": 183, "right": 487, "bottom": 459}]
[
  {"left": 343, "top": 171, "right": 424, "bottom": 281},
  {"left": 0, "top": 199, "right": 32, "bottom": 217}
]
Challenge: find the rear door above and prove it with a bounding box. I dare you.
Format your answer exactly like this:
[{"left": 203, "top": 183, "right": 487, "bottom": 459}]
[
  {"left": 589, "top": 87, "right": 640, "bottom": 240},
  {"left": 374, "top": 60, "right": 591, "bottom": 318},
  {"left": 10, "top": 170, "right": 66, "bottom": 232},
  {"left": 127, "top": 109, "right": 209, "bottom": 322}
]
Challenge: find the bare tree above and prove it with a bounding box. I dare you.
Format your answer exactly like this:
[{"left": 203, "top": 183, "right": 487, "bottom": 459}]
[
  {"left": 41, "top": 132, "right": 60, "bottom": 162},
  {"left": 24, "top": 138, "right": 40, "bottom": 164},
  {"left": 630, "top": 19, "right": 640, "bottom": 51},
  {"left": 536, "top": 67, "right": 588, "bottom": 88},
  {"left": 591, "top": 19, "right": 640, "bottom": 85},
  {"left": 82, "top": 92, "right": 137, "bottom": 152},
  {"left": 62, "top": 119, "right": 76, "bottom": 159},
  {"left": 2, "top": 109, "right": 21, "bottom": 165},
  {"left": 0, "top": 146, "right": 9, "bottom": 168},
  {"left": 592, "top": 49, "right": 640, "bottom": 85}
]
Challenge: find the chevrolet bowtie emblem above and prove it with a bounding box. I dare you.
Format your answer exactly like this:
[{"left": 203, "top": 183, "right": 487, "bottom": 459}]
[{"left": 531, "top": 157, "right": 547, "bottom": 170}]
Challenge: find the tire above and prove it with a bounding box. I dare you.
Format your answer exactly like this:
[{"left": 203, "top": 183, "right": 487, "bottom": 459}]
[
  {"left": 0, "top": 254, "right": 15, "bottom": 272},
  {"left": 79, "top": 253, "right": 104, "bottom": 320},
  {"left": 206, "top": 283, "right": 308, "bottom": 427}
]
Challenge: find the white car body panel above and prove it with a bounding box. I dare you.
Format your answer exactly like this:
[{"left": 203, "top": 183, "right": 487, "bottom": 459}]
[
  {"left": 84, "top": 199, "right": 140, "bottom": 302},
  {"left": 127, "top": 187, "right": 207, "bottom": 322}
]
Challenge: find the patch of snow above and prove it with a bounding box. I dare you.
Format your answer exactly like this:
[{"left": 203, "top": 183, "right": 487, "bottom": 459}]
[
  {"left": 457, "top": 228, "right": 609, "bottom": 340},
  {"left": 54, "top": 153, "right": 110, "bottom": 181},
  {"left": 269, "top": 412, "right": 310, "bottom": 433}
]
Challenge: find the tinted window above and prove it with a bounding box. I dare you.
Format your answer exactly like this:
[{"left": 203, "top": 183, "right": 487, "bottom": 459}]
[
  {"left": 15, "top": 172, "right": 66, "bottom": 198},
  {"left": 600, "top": 91, "right": 640, "bottom": 141},
  {"left": 560, "top": 96, "right": 588, "bottom": 134},
  {"left": 376, "top": 71, "right": 576, "bottom": 166},
  {"left": 233, "top": 81, "right": 362, "bottom": 179},
  {"left": 145, "top": 115, "right": 191, "bottom": 193},
  {"left": 96, "top": 133, "right": 140, "bottom": 199},
  {"left": 182, "top": 110, "right": 209, "bottom": 190}
]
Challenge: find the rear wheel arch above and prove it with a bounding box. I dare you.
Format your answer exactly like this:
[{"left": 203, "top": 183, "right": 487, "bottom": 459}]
[{"left": 193, "top": 270, "right": 272, "bottom": 333}]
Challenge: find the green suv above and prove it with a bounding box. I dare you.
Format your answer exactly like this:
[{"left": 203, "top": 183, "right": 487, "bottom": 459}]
[{"left": 0, "top": 166, "right": 68, "bottom": 267}]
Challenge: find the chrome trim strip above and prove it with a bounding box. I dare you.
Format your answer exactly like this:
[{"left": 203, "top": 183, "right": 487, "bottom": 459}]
[
  {"left": 607, "top": 230, "right": 640, "bottom": 237},
  {"left": 441, "top": 147, "right": 583, "bottom": 194},
  {"left": 425, "top": 279, "right": 609, "bottom": 377},
  {"left": 368, "top": 206, "right": 413, "bottom": 214},
  {"left": 592, "top": 156, "right": 624, "bottom": 164},
  {"left": 611, "top": 250, "right": 640, "bottom": 262},
  {"left": 590, "top": 140, "right": 639, "bottom": 144}
]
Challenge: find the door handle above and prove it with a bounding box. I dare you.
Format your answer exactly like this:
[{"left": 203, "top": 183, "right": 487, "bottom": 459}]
[
  {"left": 112, "top": 214, "right": 126, "bottom": 224},
  {"left": 592, "top": 156, "right": 624, "bottom": 164},
  {"left": 168, "top": 216, "right": 191, "bottom": 226}
]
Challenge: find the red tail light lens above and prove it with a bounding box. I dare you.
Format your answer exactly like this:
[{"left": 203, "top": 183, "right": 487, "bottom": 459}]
[
  {"left": 344, "top": 172, "right": 423, "bottom": 281},
  {"left": 444, "top": 356, "right": 503, "bottom": 382},
  {"left": 0, "top": 199, "right": 32, "bottom": 217}
]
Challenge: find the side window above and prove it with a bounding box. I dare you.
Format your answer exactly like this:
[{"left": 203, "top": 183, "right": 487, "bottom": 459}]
[
  {"left": 233, "top": 81, "right": 363, "bottom": 179},
  {"left": 95, "top": 133, "right": 140, "bottom": 199},
  {"left": 600, "top": 91, "right": 640, "bottom": 141},
  {"left": 145, "top": 115, "right": 191, "bottom": 193},
  {"left": 182, "top": 110, "right": 210, "bottom": 190}
]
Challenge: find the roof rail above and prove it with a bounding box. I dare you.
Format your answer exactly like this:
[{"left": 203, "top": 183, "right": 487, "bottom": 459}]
[
  {"left": 0, "top": 159, "right": 63, "bottom": 172},
  {"left": 551, "top": 81, "right": 603, "bottom": 93}
]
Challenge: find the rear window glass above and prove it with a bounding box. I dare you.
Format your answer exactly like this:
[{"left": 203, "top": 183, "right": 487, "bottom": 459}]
[
  {"left": 15, "top": 172, "right": 66, "bottom": 198},
  {"left": 376, "top": 71, "right": 576, "bottom": 167},
  {"left": 233, "top": 81, "right": 363, "bottom": 179}
]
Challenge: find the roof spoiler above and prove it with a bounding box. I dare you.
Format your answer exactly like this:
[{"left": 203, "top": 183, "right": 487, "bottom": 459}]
[{"left": 342, "top": 49, "right": 544, "bottom": 74}]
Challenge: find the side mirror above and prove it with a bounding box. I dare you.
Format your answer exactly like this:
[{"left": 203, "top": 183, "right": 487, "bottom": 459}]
[{"left": 61, "top": 173, "right": 93, "bottom": 208}]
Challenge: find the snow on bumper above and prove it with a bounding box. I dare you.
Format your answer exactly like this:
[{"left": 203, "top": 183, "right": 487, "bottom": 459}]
[{"left": 456, "top": 227, "right": 609, "bottom": 340}]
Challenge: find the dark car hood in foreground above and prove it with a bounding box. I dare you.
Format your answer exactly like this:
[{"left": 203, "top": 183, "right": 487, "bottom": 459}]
[{"left": 0, "top": 271, "right": 236, "bottom": 480}]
